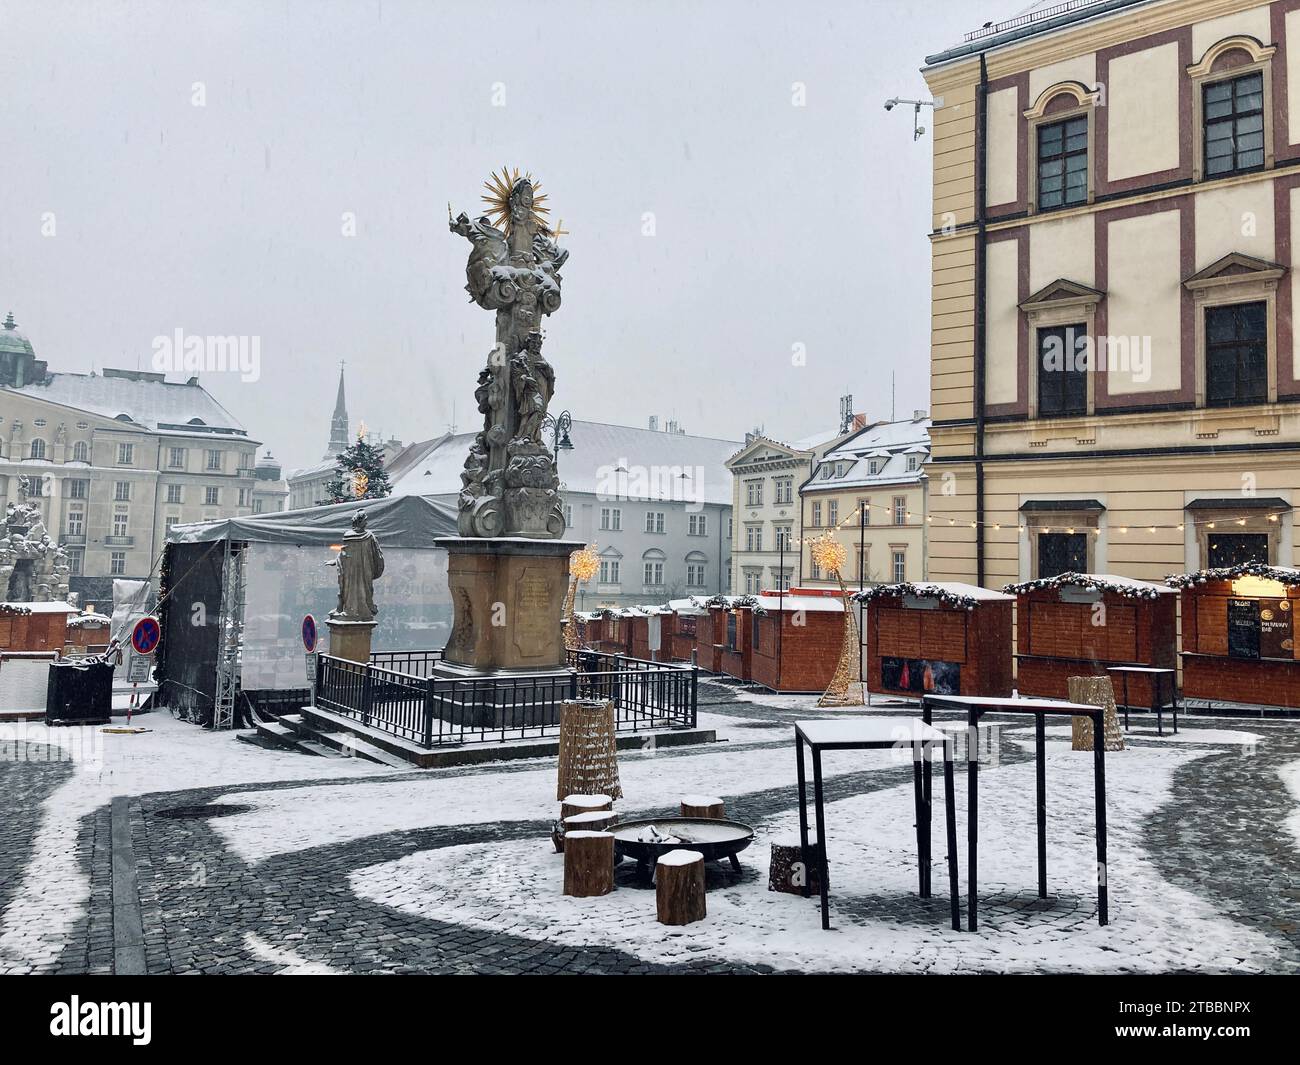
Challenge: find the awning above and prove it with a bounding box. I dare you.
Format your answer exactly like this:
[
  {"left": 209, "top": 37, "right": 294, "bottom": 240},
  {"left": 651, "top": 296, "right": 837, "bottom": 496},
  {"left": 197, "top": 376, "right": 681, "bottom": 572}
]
[
  {"left": 1019, "top": 499, "right": 1106, "bottom": 513},
  {"left": 1184, "top": 497, "right": 1291, "bottom": 511}
]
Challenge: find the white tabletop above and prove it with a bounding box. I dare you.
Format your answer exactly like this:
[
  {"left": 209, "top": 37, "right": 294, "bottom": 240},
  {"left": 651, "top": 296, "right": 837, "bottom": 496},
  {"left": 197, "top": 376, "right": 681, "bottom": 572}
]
[
  {"left": 921, "top": 694, "right": 1100, "bottom": 713},
  {"left": 795, "top": 717, "right": 949, "bottom": 747},
  {"left": 1105, "top": 665, "right": 1176, "bottom": 674}
]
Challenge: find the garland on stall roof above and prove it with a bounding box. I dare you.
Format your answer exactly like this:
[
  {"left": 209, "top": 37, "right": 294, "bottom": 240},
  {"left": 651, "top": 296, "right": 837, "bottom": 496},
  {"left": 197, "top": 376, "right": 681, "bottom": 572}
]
[
  {"left": 1002, "top": 572, "right": 1161, "bottom": 600},
  {"left": 850, "top": 582, "right": 980, "bottom": 611},
  {"left": 1165, "top": 559, "right": 1300, "bottom": 588}
]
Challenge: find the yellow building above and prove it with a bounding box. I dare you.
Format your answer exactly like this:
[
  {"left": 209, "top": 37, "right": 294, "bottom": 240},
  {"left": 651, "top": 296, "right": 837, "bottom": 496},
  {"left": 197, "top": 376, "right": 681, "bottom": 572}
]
[
  {"left": 922, "top": 0, "right": 1300, "bottom": 587},
  {"left": 797, "top": 415, "right": 930, "bottom": 589}
]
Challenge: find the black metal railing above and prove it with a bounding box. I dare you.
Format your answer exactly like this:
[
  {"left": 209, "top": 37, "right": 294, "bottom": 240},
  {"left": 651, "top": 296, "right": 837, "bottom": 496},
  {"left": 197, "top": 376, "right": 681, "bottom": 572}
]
[
  {"left": 369, "top": 648, "right": 444, "bottom": 678},
  {"left": 314, "top": 648, "right": 697, "bottom": 748}
]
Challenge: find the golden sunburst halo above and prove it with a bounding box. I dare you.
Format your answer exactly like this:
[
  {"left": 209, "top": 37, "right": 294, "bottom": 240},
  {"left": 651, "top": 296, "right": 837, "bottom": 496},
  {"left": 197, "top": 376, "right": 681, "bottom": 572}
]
[{"left": 481, "top": 166, "right": 551, "bottom": 234}]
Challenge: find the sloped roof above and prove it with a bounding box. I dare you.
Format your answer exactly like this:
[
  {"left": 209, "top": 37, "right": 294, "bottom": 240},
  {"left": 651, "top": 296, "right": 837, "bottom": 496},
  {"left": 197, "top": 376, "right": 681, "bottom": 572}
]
[
  {"left": 12, "top": 370, "right": 248, "bottom": 435},
  {"left": 804, "top": 417, "right": 931, "bottom": 491},
  {"left": 391, "top": 420, "right": 742, "bottom": 506}
]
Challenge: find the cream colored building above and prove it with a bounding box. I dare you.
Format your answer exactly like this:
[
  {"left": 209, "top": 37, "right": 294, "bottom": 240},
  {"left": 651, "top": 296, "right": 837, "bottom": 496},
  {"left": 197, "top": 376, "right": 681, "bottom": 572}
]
[
  {"left": 797, "top": 415, "right": 931, "bottom": 590},
  {"left": 922, "top": 0, "right": 1300, "bottom": 587},
  {"left": 726, "top": 428, "right": 847, "bottom": 594}
]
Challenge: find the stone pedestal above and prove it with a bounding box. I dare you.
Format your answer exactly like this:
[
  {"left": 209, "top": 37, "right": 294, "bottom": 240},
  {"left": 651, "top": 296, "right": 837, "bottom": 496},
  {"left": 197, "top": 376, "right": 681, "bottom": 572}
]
[
  {"left": 436, "top": 536, "right": 584, "bottom": 673},
  {"left": 327, "top": 619, "right": 376, "bottom": 664}
]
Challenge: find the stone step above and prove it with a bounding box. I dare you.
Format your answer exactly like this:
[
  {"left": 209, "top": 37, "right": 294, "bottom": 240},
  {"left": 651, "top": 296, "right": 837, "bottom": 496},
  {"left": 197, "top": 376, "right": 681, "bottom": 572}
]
[{"left": 297, "top": 739, "right": 346, "bottom": 759}]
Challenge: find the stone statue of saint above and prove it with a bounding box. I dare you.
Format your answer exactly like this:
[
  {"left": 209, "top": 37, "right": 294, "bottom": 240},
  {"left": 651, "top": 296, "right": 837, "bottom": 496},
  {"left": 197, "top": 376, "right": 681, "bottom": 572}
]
[{"left": 329, "top": 509, "right": 385, "bottom": 622}]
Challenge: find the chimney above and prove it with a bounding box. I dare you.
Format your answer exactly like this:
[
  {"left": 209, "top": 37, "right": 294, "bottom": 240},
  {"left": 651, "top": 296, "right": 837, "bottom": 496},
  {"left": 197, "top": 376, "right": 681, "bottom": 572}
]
[
  {"left": 912, "top": 408, "right": 928, "bottom": 421},
  {"left": 648, "top": 415, "right": 659, "bottom": 432},
  {"left": 852, "top": 412, "right": 867, "bottom": 430}
]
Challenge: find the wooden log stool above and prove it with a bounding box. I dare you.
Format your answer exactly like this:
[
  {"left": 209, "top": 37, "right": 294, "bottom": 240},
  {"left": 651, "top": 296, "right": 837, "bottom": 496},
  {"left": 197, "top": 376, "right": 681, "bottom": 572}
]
[
  {"left": 1067, "top": 675, "right": 1125, "bottom": 753},
  {"left": 656, "top": 849, "right": 706, "bottom": 925},
  {"left": 680, "top": 794, "right": 725, "bottom": 819},
  {"left": 553, "top": 794, "right": 614, "bottom": 853},
  {"left": 563, "top": 831, "right": 615, "bottom": 897},
  {"left": 556, "top": 699, "right": 623, "bottom": 802},
  {"left": 767, "top": 835, "right": 825, "bottom": 895}
]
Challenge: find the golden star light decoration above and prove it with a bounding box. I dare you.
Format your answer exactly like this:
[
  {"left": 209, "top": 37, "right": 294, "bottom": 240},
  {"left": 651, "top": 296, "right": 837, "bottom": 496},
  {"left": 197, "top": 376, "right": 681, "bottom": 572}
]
[
  {"left": 809, "top": 533, "right": 848, "bottom": 577},
  {"left": 808, "top": 533, "right": 863, "bottom": 707},
  {"left": 569, "top": 544, "right": 601, "bottom": 582},
  {"left": 481, "top": 166, "right": 551, "bottom": 234}
]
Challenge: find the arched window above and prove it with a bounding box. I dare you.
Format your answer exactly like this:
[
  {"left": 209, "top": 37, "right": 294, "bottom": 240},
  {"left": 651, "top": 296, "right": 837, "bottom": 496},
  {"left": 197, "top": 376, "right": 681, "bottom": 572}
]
[
  {"left": 72, "top": 441, "right": 89, "bottom": 463},
  {"left": 642, "top": 548, "right": 666, "bottom": 588},
  {"left": 29, "top": 438, "right": 46, "bottom": 460},
  {"left": 1025, "top": 81, "right": 1100, "bottom": 212}
]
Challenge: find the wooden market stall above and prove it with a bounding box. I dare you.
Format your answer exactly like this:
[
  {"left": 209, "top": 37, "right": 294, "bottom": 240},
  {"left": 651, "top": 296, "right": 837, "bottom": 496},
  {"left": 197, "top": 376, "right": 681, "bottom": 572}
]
[
  {"left": 695, "top": 596, "right": 745, "bottom": 674},
  {"left": 748, "top": 591, "right": 845, "bottom": 693},
  {"left": 858, "top": 582, "right": 1014, "bottom": 699},
  {"left": 718, "top": 603, "right": 754, "bottom": 682},
  {"left": 1005, "top": 573, "right": 1177, "bottom": 702},
  {"left": 627, "top": 607, "right": 675, "bottom": 662},
  {"left": 666, "top": 597, "right": 705, "bottom": 662},
  {"left": 1169, "top": 561, "right": 1300, "bottom": 707},
  {"left": 0, "top": 602, "right": 78, "bottom": 653}
]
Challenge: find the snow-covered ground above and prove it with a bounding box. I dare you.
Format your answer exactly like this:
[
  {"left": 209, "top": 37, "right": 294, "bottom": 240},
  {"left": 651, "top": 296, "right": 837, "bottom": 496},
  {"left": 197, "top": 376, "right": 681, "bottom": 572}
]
[
  {"left": 1283, "top": 759, "right": 1300, "bottom": 856},
  {"left": 347, "top": 739, "right": 1275, "bottom": 973}
]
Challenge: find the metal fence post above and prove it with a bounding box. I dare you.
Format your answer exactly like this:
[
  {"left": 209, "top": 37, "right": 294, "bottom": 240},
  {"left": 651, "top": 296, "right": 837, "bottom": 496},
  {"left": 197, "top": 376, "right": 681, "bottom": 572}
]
[
  {"left": 361, "top": 664, "right": 374, "bottom": 728},
  {"left": 422, "top": 677, "right": 434, "bottom": 748},
  {"left": 690, "top": 665, "right": 698, "bottom": 729},
  {"left": 314, "top": 652, "right": 326, "bottom": 708}
]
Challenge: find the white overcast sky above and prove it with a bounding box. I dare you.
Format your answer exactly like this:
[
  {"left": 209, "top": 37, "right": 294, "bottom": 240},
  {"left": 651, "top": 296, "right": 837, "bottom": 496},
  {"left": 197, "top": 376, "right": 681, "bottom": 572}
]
[{"left": 2, "top": 0, "right": 993, "bottom": 471}]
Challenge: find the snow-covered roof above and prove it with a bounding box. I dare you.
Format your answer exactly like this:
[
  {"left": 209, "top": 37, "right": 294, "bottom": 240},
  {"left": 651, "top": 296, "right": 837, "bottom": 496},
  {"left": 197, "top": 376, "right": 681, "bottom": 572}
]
[
  {"left": 1004, "top": 572, "right": 1176, "bottom": 598},
  {"left": 390, "top": 420, "right": 742, "bottom": 505},
  {"left": 804, "top": 417, "right": 931, "bottom": 491},
  {"left": 854, "top": 581, "right": 1014, "bottom": 608},
  {"left": 11, "top": 370, "right": 249, "bottom": 435},
  {"left": 753, "top": 593, "right": 844, "bottom": 613},
  {"left": 1166, "top": 560, "right": 1300, "bottom": 588},
  {"left": 0, "top": 601, "right": 78, "bottom": 613}
]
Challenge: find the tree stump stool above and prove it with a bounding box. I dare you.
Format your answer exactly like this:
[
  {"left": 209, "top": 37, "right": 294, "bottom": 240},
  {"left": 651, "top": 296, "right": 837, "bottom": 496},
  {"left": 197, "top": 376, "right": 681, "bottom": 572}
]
[
  {"left": 553, "top": 807, "right": 618, "bottom": 853},
  {"left": 1067, "top": 676, "right": 1125, "bottom": 753},
  {"left": 767, "top": 836, "right": 825, "bottom": 895},
  {"left": 561, "top": 793, "right": 613, "bottom": 821},
  {"left": 680, "top": 794, "right": 725, "bottom": 819},
  {"left": 556, "top": 700, "right": 623, "bottom": 801},
  {"left": 656, "top": 849, "right": 706, "bottom": 925},
  {"left": 563, "top": 831, "right": 615, "bottom": 897}
]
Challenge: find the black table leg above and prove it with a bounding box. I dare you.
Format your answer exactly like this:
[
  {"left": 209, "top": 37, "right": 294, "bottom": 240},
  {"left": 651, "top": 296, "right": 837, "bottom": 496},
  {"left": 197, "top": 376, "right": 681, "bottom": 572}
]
[
  {"left": 943, "top": 741, "right": 960, "bottom": 931},
  {"left": 1173, "top": 682, "right": 1179, "bottom": 734},
  {"left": 1035, "top": 713, "right": 1047, "bottom": 899},
  {"left": 912, "top": 742, "right": 930, "bottom": 897},
  {"left": 1122, "top": 674, "right": 1130, "bottom": 730},
  {"left": 968, "top": 710, "right": 979, "bottom": 932},
  {"left": 922, "top": 740, "right": 932, "bottom": 897},
  {"left": 1093, "top": 709, "right": 1109, "bottom": 926},
  {"left": 812, "top": 747, "right": 830, "bottom": 930},
  {"left": 796, "top": 733, "right": 811, "bottom": 899}
]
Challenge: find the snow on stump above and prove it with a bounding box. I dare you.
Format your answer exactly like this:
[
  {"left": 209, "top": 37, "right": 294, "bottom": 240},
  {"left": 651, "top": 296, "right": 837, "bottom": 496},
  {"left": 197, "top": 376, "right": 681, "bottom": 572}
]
[
  {"left": 563, "top": 830, "right": 615, "bottom": 898},
  {"left": 767, "top": 836, "right": 825, "bottom": 895},
  {"left": 560, "top": 793, "right": 613, "bottom": 821},
  {"left": 1067, "top": 675, "right": 1125, "bottom": 753},
  {"left": 680, "top": 794, "right": 725, "bottom": 819},
  {"left": 556, "top": 699, "right": 623, "bottom": 802},
  {"left": 656, "top": 849, "right": 706, "bottom": 925},
  {"left": 563, "top": 809, "right": 619, "bottom": 834}
]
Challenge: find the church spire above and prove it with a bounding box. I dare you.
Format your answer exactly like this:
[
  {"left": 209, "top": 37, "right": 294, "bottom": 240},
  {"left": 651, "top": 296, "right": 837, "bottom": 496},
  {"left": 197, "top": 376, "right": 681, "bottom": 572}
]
[{"left": 326, "top": 361, "right": 350, "bottom": 458}]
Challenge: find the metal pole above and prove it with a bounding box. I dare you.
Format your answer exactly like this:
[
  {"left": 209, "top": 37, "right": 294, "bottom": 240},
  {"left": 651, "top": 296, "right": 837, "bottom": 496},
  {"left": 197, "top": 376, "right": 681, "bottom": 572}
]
[
  {"left": 858, "top": 506, "right": 866, "bottom": 683},
  {"left": 777, "top": 533, "right": 785, "bottom": 690}
]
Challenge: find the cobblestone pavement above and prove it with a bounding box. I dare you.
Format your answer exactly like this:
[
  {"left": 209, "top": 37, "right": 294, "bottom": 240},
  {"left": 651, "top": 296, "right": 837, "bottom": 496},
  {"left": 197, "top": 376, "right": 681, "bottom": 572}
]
[{"left": 5, "top": 682, "right": 1299, "bottom": 974}]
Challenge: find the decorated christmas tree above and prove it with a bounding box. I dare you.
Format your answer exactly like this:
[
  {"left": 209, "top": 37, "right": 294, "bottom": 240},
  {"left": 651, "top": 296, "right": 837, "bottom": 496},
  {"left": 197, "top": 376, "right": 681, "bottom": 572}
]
[{"left": 320, "top": 431, "right": 393, "bottom": 505}]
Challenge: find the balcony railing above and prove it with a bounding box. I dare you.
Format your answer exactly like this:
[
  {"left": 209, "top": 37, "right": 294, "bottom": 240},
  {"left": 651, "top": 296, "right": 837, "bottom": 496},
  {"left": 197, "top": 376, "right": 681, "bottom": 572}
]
[{"left": 103, "top": 535, "right": 134, "bottom": 546}]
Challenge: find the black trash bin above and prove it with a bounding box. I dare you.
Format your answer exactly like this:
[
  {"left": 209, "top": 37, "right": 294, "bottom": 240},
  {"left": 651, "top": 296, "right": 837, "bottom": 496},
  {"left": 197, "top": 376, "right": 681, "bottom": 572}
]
[{"left": 45, "top": 660, "right": 114, "bottom": 726}]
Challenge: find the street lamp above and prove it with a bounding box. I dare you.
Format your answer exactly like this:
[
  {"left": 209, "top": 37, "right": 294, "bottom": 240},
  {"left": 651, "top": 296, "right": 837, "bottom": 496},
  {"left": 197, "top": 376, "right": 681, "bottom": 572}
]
[{"left": 543, "top": 410, "right": 574, "bottom": 472}]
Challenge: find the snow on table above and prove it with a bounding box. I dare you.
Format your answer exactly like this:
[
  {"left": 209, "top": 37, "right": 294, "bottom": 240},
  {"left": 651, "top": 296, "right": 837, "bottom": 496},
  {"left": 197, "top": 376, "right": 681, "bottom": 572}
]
[{"left": 349, "top": 741, "right": 1277, "bottom": 973}]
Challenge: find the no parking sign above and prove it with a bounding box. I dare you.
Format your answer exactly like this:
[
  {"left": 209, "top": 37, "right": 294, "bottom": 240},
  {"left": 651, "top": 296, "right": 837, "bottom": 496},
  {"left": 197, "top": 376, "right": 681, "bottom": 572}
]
[
  {"left": 131, "top": 616, "right": 161, "bottom": 656},
  {"left": 302, "top": 614, "right": 318, "bottom": 684}
]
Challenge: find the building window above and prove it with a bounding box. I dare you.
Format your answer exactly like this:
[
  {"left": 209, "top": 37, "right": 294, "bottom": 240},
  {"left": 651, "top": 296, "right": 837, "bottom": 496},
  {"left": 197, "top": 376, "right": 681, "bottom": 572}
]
[
  {"left": 117, "top": 443, "right": 134, "bottom": 465},
  {"left": 811, "top": 559, "right": 822, "bottom": 581},
  {"left": 688, "top": 514, "right": 707, "bottom": 536},
  {"left": 72, "top": 441, "right": 89, "bottom": 462},
  {"left": 743, "top": 569, "right": 761, "bottom": 594},
  {"left": 1206, "top": 533, "right": 1269, "bottom": 567},
  {"left": 828, "top": 501, "right": 838, "bottom": 526},
  {"left": 645, "top": 511, "right": 665, "bottom": 533},
  {"left": 892, "top": 550, "right": 906, "bottom": 583},
  {"left": 1037, "top": 115, "right": 1088, "bottom": 210},
  {"left": 238, "top": 488, "right": 250, "bottom": 507},
  {"left": 868, "top": 458, "right": 882, "bottom": 476},
  {"left": 906, "top": 454, "right": 920, "bottom": 472},
  {"left": 643, "top": 561, "right": 664, "bottom": 586},
  {"left": 253, "top": 500, "right": 264, "bottom": 514},
  {"left": 858, "top": 498, "right": 871, "bottom": 525},
  {"left": 893, "top": 496, "right": 907, "bottom": 525},
  {"left": 599, "top": 507, "right": 622, "bottom": 531},
  {"left": 687, "top": 562, "right": 706, "bottom": 587},
  {"left": 168, "top": 447, "right": 185, "bottom": 468},
  {"left": 1205, "top": 302, "right": 1267, "bottom": 407},
  {"left": 745, "top": 480, "right": 763, "bottom": 506},
  {"left": 775, "top": 478, "right": 793, "bottom": 504},
  {"left": 205, "top": 486, "right": 220, "bottom": 506},
  {"left": 1036, "top": 324, "right": 1088, "bottom": 417},
  {"left": 727, "top": 517, "right": 733, "bottom": 540},
  {"left": 66, "top": 507, "right": 84, "bottom": 536},
  {"left": 166, "top": 484, "right": 183, "bottom": 504},
  {"left": 856, "top": 546, "right": 869, "bottom": 581},
  {"left": 110, "top": 551, "right": 127, "bottom": 576},
  {"left": 165, "top": 515, "right": 180, "bottom": 533},
  {"left": 599, "top": 559, "right": 620, "bottom": 584},
  {"left": 1204, "top": 72, "right": 1264, "bottom": 178},
  {"left": 811, "top": 502, "right": 822, "bottom": 527},
  {"left": 114, "top": 481, "right": 131, "bottom": 502},
  {"left": 745, "top": 524, "right": 762, "bottom": 552},
  {"left": 775, "top": 525, "right": 792, "bottom": 551},
  {"left": 68, "top": 479, "right": 89, "bottom": 499},
  {"left": 29, "top": 438, "right": 46, "bottom": 460},
  {"left": 206, "top": 449, "right": 222, "bottom": 471},
  {"left": 1037, "top": 532, "right": 1088, "bottom": 578},
  {"left": 564, "top": 505, "right": 573, "bottom": 528},
  {"left": 112, "top": 509, "right": 129, "bottom": 537},
  {"left": 67, "top": 548, "right": 83, "bottom": 576}
]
